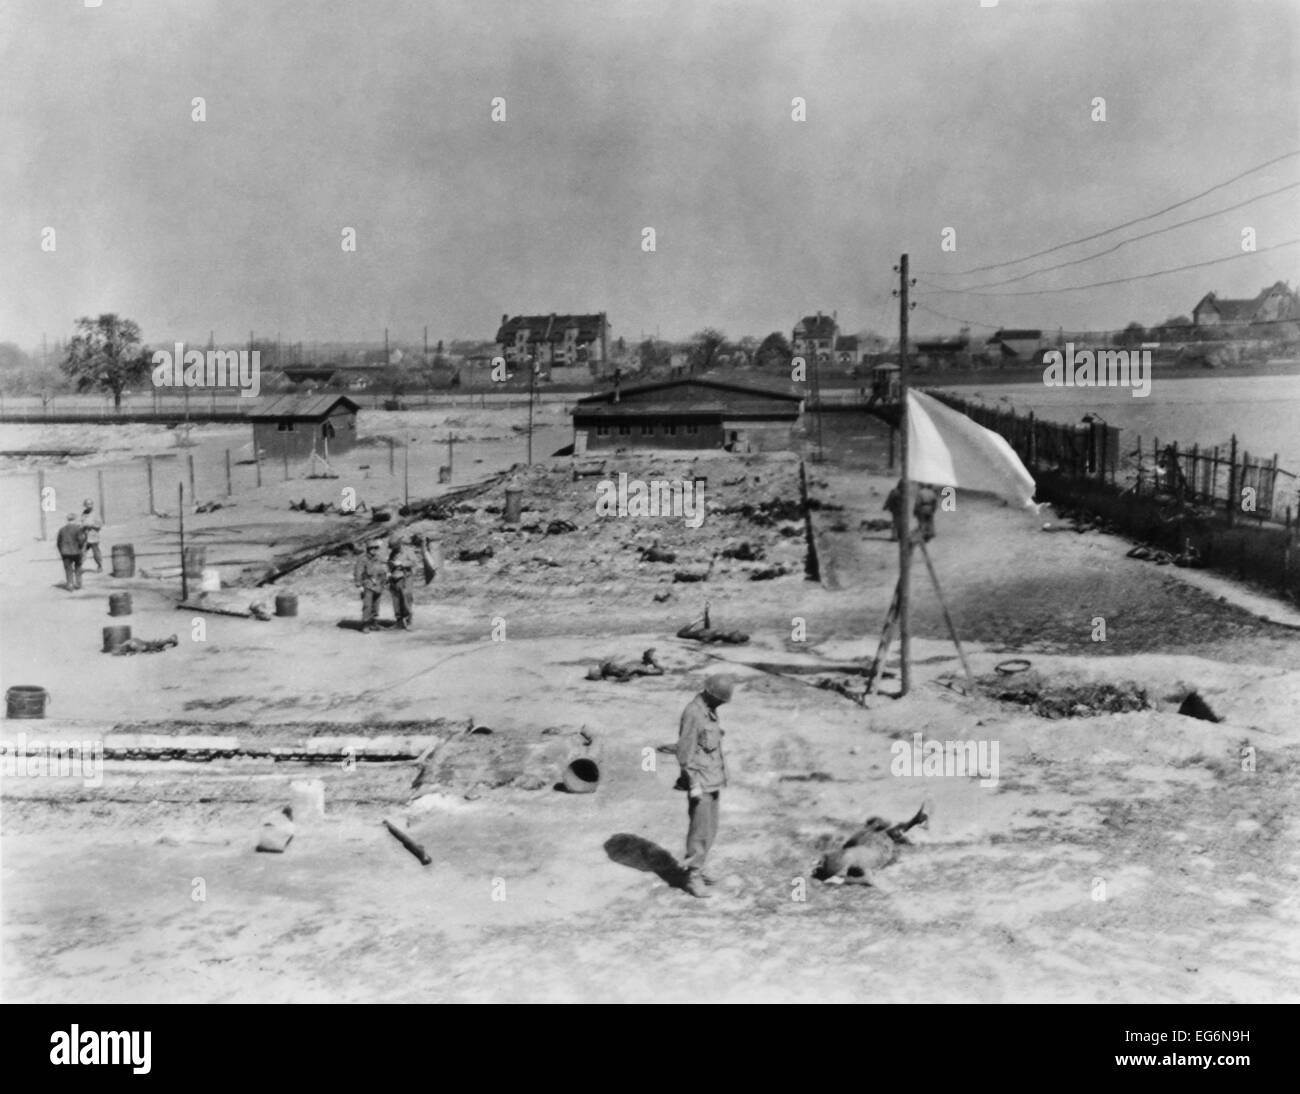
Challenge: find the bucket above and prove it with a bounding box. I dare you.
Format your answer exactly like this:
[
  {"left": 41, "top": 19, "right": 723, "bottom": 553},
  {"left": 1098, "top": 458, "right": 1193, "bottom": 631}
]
[
  {"left": 110, "top": 544, "right": 135, "bottom": 578},
  {"left": 290, "top": 779, "right": 326, "bottom": 819},
  {"left": 108, "top": 592, "right": 132, "bottom": 617},
  {"left": 200, "top": 567, "right": 221, "bottom": 593},
  {"left": 6, "top": 686, "right": 48, "bottom": 719},
  {"left": 275, "top": 592, "right": 298, "bottom": 617},
  {"left": 438, "top": 466, "right": 451, "bottom": 484},
  {"left": 182, "top": 545, "right": 207, "bottom": 578},
  {"left": 102, "top": 625, "right": 131, "bottom": 653},
  {"left": 503, "top": 488, "right": 523, "bottom": 525},
  {"left": 561, "top": 756, "right": 600, "bottom": 794}
]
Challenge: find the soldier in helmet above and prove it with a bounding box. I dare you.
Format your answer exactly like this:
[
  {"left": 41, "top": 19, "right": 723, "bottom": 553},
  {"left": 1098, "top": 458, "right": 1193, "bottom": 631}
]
[
  {"left": 674, "top": 673, "right": 738, "bottom": 899},
  {"left": 386, "top": 532, "right": 417, "bottom": 630},
  {"left": 353, "top": 539, "right": 388, "bottom": 633}
]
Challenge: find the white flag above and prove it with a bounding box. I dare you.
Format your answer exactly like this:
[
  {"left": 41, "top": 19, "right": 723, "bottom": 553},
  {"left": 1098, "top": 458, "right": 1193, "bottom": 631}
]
[{"left": 907, "top": 390, "right": 1037, "bottom": 509}]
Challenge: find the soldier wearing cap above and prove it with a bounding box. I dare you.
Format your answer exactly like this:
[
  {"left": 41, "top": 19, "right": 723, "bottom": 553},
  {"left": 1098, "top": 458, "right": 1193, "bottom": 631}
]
[
  {"left": 386, "top": 532, "right": 417, "bottom": 630},
  {"left": 80, "top": 499, "right": 103, "bottom": 572},
  {"left": 353, "top": 539, "right": 388, "bottom": 633},
  {"left": 674, "top": 673, "right": 736, "bottom": 898},
  {"left": 55, "top": 513, "right": 86, "bottom": 590}
]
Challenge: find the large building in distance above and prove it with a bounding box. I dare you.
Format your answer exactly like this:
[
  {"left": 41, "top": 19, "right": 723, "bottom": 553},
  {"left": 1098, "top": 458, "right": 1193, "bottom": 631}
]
[
  {"left": 495, "top": 313, "right": 609, "bottom": 371},
  {"left": 572, "top": 376, "right": 803, "bottom": 454},
  {"left": 1192, "top": 282, "right": 1300, "bottom": 328}
]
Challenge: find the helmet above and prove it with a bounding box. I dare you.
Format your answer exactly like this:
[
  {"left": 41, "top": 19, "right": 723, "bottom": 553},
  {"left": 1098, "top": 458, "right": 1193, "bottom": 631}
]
[
  {"left": 366, "top": 540, "right": 382, "bottom": 552},
  {"left": 703, "top": 674, "right": 736, "bottom": 703},
  {"left": 388, "top": 532, "right": 403, "bottom": 548},
  {"left": 83, "top": 499, "right": 94, "bottom": 509}
]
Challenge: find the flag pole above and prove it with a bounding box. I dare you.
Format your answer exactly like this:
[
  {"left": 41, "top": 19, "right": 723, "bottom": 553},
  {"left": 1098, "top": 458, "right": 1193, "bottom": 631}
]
[{"left": 897, "top": 253, "right": 912, "bottom": 697}]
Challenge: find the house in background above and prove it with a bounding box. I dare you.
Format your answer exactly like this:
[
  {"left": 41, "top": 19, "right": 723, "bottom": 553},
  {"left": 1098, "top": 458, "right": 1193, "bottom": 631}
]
[
  {"left": 495, "top": 313, "right": 609, "bottom": 372},
  {"left": 250, "top": 394, "right": 360, "bottom": 461},
  {"left": 834, "top": 334, "right": 863, "bottom": 367},
  {"left": 792, "top": 312, "right": 838, "bottom": 361},
  {"left": 572, "top": 376, "right": 803, "bottom": 454},
  {"left": 1192, "top": 282, "right": 1300, "bottom": 327},
  {"left": 985, "top": 329, "right": 1047, "bottom": 362}
]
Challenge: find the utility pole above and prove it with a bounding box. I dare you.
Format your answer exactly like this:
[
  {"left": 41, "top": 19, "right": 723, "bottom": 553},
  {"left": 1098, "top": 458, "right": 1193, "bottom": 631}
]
[
  {"left": 424, "top": 325, "right": 429, "bottom": 364},
  {"left": 896, "top": 253, "right": 914, "bottom": 697},
  {"left": 527, "top": 360, "right": 536, "bottom": 465},
  {"left": 179, "top": 483, "right": 188, "bottom": 603}
]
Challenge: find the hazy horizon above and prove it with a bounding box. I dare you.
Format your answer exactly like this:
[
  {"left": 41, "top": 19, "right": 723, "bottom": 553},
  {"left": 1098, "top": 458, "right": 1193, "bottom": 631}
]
[{"left": 2, "top": 0, "right": 1297, "bottom": 354}]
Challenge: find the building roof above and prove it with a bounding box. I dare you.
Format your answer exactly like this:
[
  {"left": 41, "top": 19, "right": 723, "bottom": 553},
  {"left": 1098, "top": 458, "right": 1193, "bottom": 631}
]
[
  {"left": 794, "top": 314, "right": 838, "bottom": 338},
  {"left": 496, "top": 313, "right": 605, "bottom": 344},
  {"left": 574, "top": 402, "right": 727, "bottom": 418},
  {"left": 1194, "top": 282, "right": 1298, "bottom": 322},
  {"left": 248, "top": 395, "right": 360, "bottom": 420},
  {"left": 986, "top": 329, "right": 1043, "bottom": 343},
  {"left": 834, "top": 335, "right": 860, "bottom": 351},
  {"left": 577, "top": 376, "right": 804, "bottom": 407}
]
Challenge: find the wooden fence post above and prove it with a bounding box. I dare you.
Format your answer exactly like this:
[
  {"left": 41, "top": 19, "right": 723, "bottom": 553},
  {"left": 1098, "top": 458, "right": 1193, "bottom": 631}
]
[
  {"left": 146, "top": 455, "right": 155, "bottom": 515},
  {"left": 38, "top": 469, "right": 47, "bottom": 540},
  {"left": 225, "top": 449, "right": 233, "bottom": 496},
  {"left": 98, "top": 469, "right": 106, "bottom": 524},
  {"left": 1227, "top": 435, "right": 1237, "bottom": 527}
]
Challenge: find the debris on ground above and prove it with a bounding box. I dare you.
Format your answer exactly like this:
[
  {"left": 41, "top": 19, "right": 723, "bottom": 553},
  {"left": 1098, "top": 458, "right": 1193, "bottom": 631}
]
[
  {"left": 977, "top": 671, "right": 1150, "bottom": 718},
  {"left": 255, "top": 806, "right": 294, "bottom": 853},
  {"left": 720, "top": 541, "right": 764, "bottom": 561},
  {"left": 640, "top": 543, "right": 678, "bottom": 564},
  {"left": 457, "top": 546, "right": 495, "bottom": 563},
  {"left": 1178, "top": 690, "right": 1222, "bottom": 722},
  {"left": 383, "top": 818, "right": 433, "bottom": 865}
]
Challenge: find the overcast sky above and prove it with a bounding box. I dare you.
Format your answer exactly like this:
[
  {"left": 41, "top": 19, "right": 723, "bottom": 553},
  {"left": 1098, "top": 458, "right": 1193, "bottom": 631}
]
[{"left": 1, "top": 0, "right": 1296, "bottom": 352}]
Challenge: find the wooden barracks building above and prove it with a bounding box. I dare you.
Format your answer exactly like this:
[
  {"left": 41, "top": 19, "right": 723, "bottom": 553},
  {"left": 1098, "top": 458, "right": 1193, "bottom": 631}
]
[
  {"left": 250, "top": 394, "right": 360, "bottom": 461},
  {"left": 572, "top": 377, "right": 803, "bottom": 454}
]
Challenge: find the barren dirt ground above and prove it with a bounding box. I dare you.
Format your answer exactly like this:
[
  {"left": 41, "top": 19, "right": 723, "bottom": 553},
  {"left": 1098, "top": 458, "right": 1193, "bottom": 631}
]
[{"left": 2, "top": 411, "right": 1299, "bottom": 1002}]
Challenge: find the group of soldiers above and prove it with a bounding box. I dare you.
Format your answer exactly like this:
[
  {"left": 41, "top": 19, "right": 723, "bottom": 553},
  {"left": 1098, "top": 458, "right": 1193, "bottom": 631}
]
[
  {"left": 53, "top": 500, "right": 103, "bottom": 591},
  {"left": 352, "top": 532, "right": 423, "bottom": 631},
  {"left": 884, "top": 480, "right": 940, "bottom": 543}
]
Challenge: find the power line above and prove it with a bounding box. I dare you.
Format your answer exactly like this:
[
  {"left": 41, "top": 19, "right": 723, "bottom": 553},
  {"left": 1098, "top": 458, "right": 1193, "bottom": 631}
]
[
  {"left": 917, "top": 149, "right": 1300, "bottom": 277},
  {"left": 913, "top": 300, "right": 1003, "bottom": 332},
  {"left": 918, "top": 238, "right": 1300, "bottom": 297},
  {"left": 918, "top": 181, "right": 1300, "bottom": 293}
]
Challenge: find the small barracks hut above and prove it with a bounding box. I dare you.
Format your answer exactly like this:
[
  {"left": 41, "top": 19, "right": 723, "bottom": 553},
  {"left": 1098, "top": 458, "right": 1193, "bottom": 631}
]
[
  {"left": 572, "top": 377, "right": 803, "bottom": 453},
  {"left": 250, "top": 394, "right": 360, "bottom": 461}
]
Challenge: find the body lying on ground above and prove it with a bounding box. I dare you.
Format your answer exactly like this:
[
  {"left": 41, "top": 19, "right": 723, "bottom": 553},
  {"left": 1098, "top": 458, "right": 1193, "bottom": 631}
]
[{"left": 812, "top": 799, "right": 931, "bottom": 885}]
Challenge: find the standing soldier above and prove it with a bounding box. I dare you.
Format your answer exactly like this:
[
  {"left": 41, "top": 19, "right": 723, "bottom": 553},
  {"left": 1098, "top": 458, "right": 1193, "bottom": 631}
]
[
  {"left": 884, "top": 480, "right": 905, "bottom": 542},
  {"left": 353, "top": 540, "right": 388, "bottom": 633},
  {"left": 674, "top": 674, "right": 737, "bottom": 899},
  {"left": 56, "top": 513, "right": 86, "bottom": 591},
  {"left": 387, "top": 532, "right": 417, "bottom": 630},
  {"left": 80, "top": 499, "right": 103, "bottom": 572},
  {"left": 914, "top": 483, "right": 939, "bottom": 543}
]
